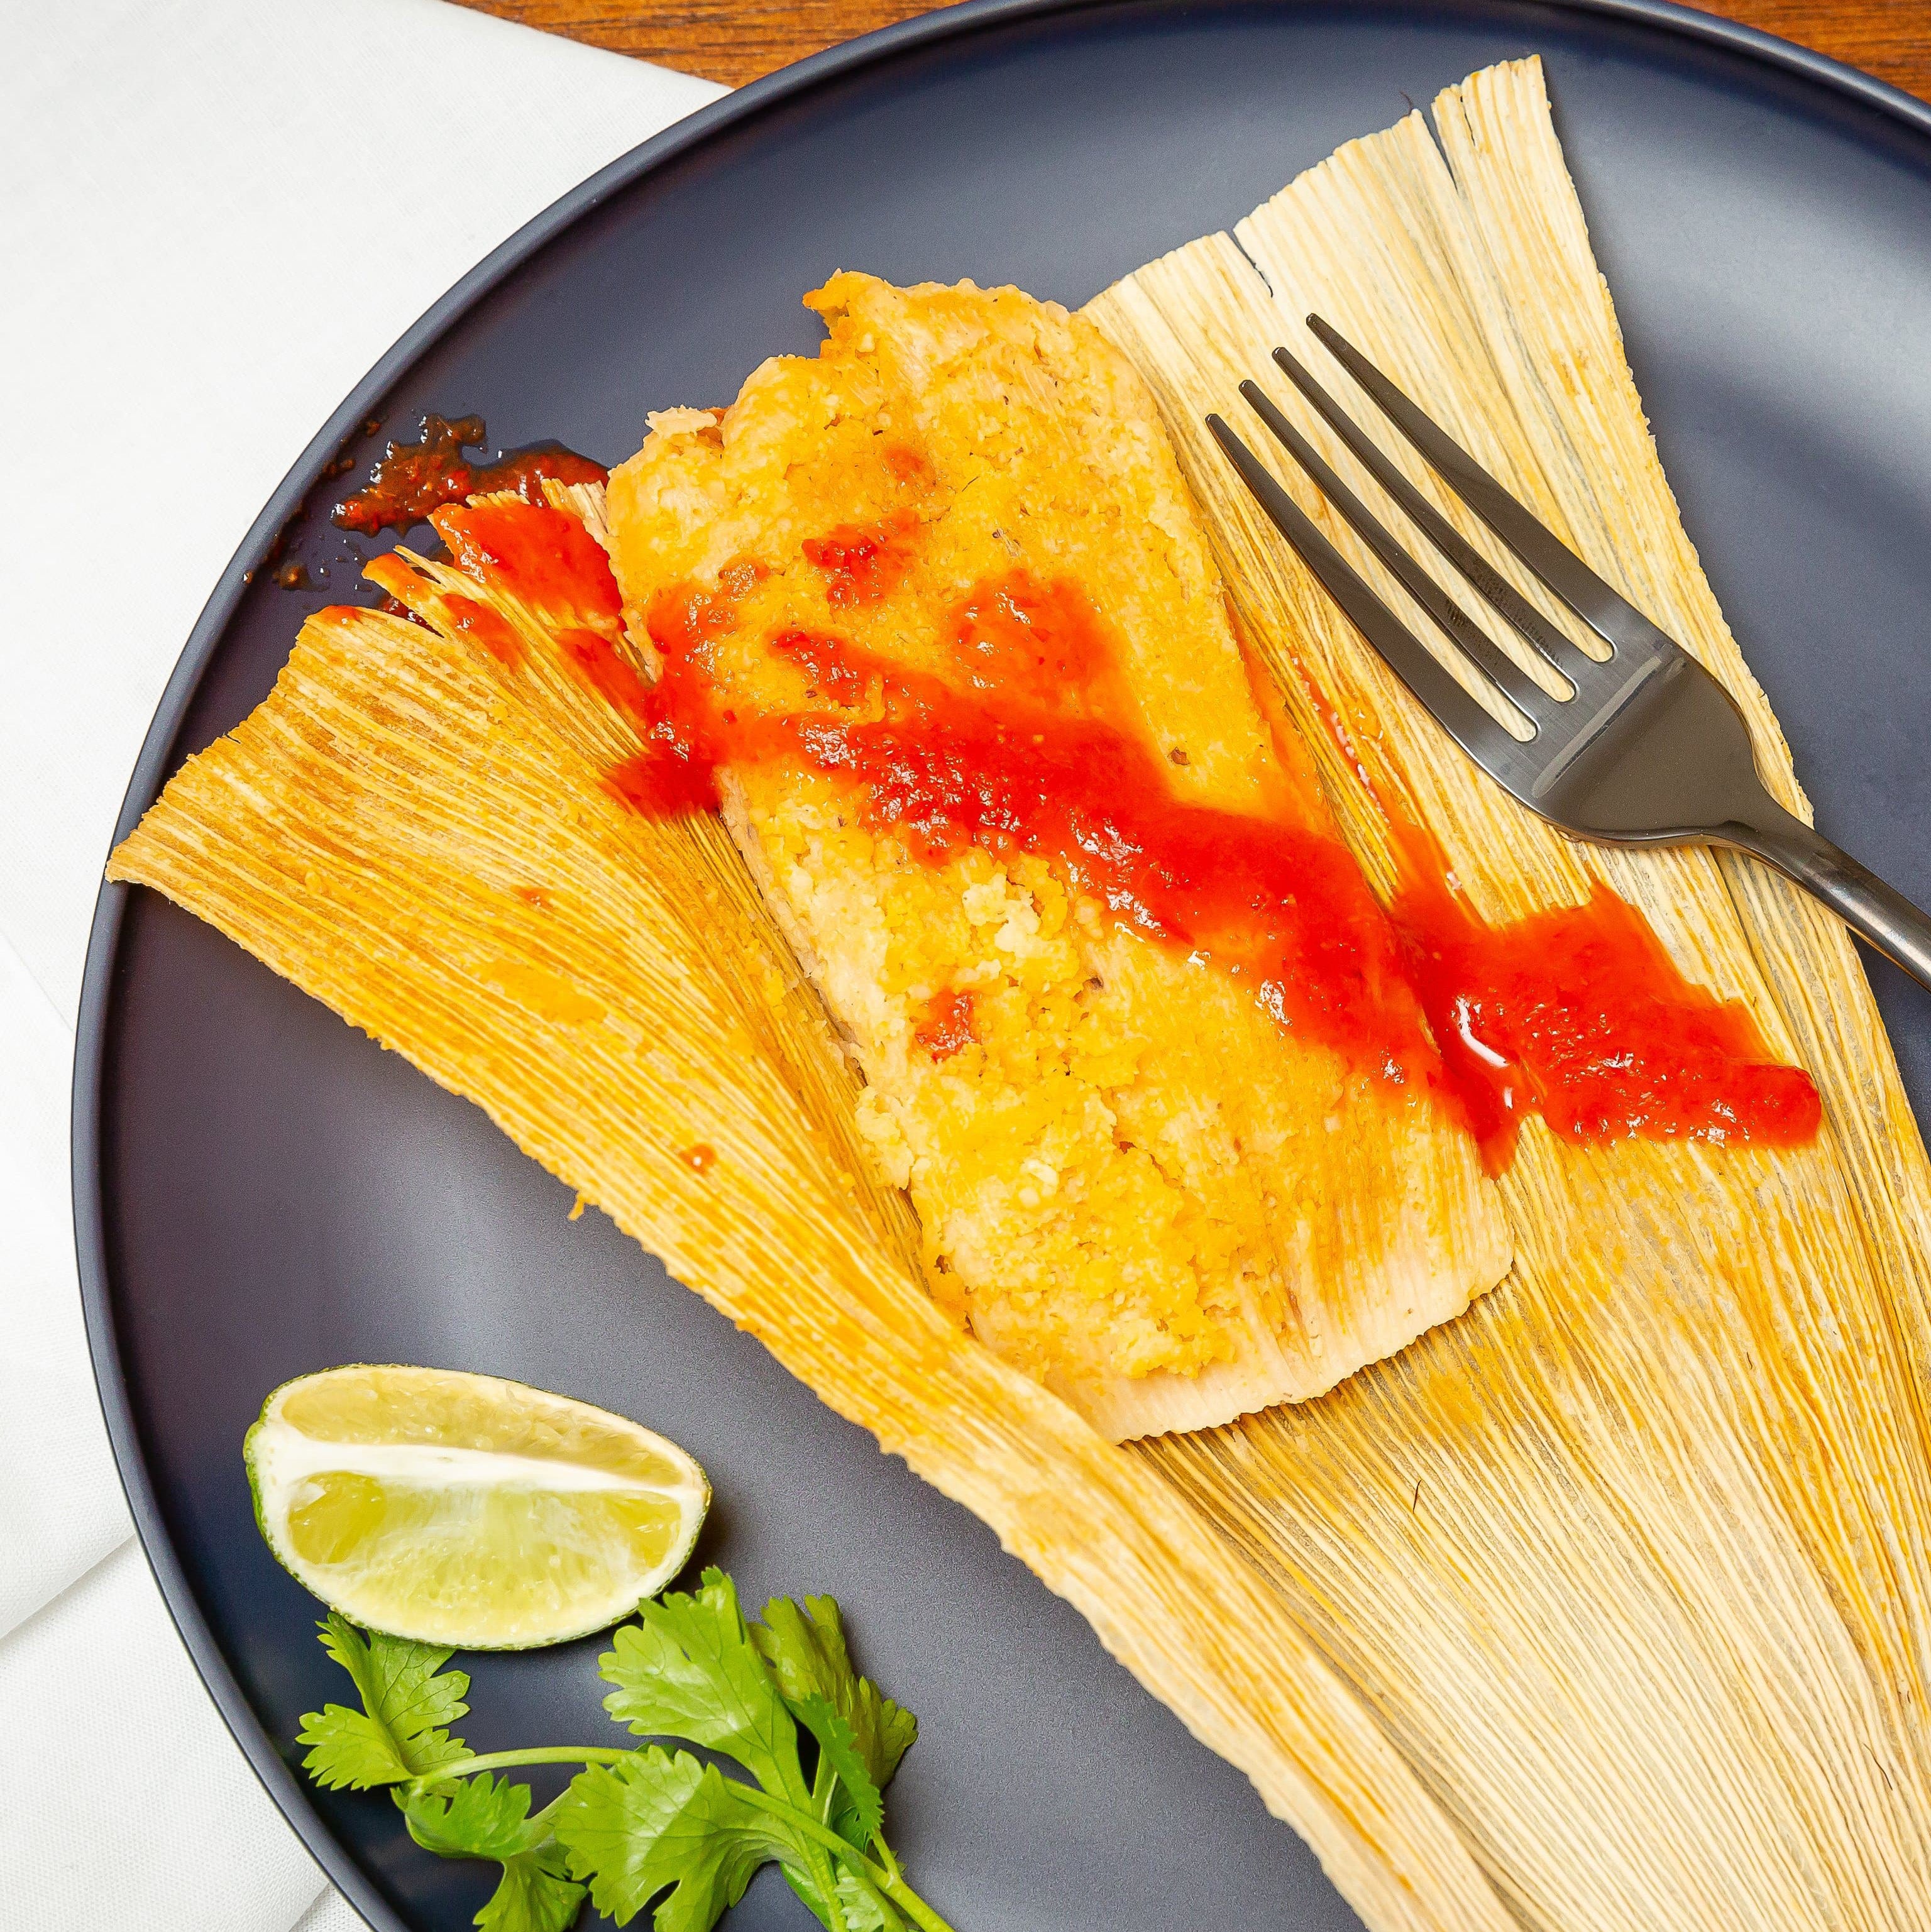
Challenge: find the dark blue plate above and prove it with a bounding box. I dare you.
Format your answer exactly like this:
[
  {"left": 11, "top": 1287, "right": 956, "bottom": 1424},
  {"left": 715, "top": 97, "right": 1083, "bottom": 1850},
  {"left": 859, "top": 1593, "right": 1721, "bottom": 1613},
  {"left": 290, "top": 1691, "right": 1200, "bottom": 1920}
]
[{"left": 74, "top": 3, "right": 1931, "bottom": 1927}]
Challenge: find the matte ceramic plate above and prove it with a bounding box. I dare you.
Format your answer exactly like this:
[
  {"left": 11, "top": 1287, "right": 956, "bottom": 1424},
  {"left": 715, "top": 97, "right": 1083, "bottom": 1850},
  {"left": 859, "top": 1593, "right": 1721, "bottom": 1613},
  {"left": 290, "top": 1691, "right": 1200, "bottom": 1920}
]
[{"left": 75, "top": 3, "right": 1931, "bottom": 1926}]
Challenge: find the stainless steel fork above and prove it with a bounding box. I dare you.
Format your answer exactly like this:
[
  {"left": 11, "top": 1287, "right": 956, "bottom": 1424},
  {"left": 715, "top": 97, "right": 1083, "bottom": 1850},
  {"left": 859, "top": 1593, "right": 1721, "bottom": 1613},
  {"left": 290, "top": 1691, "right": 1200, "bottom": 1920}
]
[{"left": 1207, "top": 317, "right": 1931, "bottom": 988}]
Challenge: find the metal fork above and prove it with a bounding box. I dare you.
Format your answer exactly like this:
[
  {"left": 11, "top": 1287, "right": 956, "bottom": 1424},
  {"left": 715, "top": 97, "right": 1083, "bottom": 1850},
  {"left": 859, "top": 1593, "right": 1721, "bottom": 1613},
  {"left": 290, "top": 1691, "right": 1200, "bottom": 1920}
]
[{"left": 1206, "top": 317, "right": 1931, "bottom": 988}]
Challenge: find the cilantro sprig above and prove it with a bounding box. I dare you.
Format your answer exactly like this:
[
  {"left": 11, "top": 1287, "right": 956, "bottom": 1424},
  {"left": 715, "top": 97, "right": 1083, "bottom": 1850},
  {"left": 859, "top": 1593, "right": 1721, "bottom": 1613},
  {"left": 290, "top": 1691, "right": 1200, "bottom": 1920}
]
[{"left": 294, "top": 1571, "right": 950, "bottom": 1932}]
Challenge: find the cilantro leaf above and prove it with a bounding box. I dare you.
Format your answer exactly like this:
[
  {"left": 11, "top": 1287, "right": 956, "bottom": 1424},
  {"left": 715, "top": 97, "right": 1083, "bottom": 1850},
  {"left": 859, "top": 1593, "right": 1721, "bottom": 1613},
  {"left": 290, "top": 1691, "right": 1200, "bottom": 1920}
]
[
  {"left": 297, "top": 1616, "right": 472, "bottom": 1789},
  {"left": 791, "top": 1696, "right": 883, "bottom": 1850},
  {"left": 600, "top": 1570, "right": 802, "bottom": 1801},
  {"left": 780, "top": 1866, "right": 841, "bottom": 1932},
  {"left": 783, "top": 1862, "right": 903, "bottom": 1932},
  {"left": 781, "top": 1855, "right": 900, "bottom": 1932},
  {"left": 478, "top": 1843, "right": 586, "bottom": 1932},
  {"left": 402, "top": 1773, "right": 539, "bottom": 1860},
  {"left": 321, "top": 1615, "right": 472, "bottom": 1754},
  {"left": 831, "top": 1865, "right": 903, "bottom": 1931},
  {"left": 402, "top": 1775, "right": 585, "bottom": 1932},
  {"left": 553, "top": 1748, "right": 789, "bottom": 1931},
  {"left": 297, "top": 1704, "right": 422, "bottom": 1792},
  {"left": 752, "top": 1596, "right": 915, "bottom": 1815}
]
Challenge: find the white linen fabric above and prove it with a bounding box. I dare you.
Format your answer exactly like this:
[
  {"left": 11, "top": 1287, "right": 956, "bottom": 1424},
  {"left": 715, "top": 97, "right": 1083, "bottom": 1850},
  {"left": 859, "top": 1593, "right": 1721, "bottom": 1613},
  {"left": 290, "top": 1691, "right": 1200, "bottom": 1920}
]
[{"left": 0, "top": 2, "right": 723, "bottom": 1923}]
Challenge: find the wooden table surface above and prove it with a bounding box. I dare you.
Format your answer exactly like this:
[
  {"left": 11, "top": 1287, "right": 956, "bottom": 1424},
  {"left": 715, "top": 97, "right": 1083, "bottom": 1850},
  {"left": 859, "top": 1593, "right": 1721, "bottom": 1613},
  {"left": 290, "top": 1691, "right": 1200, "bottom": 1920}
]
[{"left": 462, "top": 0, "right": 1928, "bottom": 97}]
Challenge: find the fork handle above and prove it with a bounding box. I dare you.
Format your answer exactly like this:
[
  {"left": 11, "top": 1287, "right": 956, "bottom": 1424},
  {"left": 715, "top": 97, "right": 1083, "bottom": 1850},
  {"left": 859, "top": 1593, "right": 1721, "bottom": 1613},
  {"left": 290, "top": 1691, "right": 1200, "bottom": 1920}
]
[{"left": 1727, "top": 801, "right": 1931, "bottom": 990}]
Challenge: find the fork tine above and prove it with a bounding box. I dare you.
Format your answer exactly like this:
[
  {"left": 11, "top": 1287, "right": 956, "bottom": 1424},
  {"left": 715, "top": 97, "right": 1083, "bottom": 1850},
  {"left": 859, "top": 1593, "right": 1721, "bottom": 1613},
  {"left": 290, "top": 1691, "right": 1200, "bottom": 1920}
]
[
  {"left": 1206, "top": 415, "right": 1524, "bottom": 771},
  {"left": 1305, "top": 315, "right": 1673, "bottom": 660},
  {"left": 1267, "top": 343, "right": 1582, "bottom": 681},
  {"left": 1235, "top": 380, "right": 1559, "bottom": 721}
]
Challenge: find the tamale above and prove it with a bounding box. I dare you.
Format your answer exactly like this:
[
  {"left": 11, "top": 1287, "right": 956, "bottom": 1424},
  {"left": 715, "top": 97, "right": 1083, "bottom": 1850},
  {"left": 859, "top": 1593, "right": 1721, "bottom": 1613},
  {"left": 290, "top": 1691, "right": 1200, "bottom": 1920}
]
[
  {"left": 107, "top": 53, "right": 1931, "bottom": 1932},
  {"left": 600, "top": 273, "right": 1510, "bottom": 1438}
]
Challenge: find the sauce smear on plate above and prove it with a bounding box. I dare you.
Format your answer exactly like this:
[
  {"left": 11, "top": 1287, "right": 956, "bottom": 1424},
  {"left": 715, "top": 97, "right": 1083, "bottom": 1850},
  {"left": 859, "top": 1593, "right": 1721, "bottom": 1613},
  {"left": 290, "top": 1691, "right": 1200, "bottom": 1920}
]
[{"left": 335, "top": 415, "right": 606, "bottom": 537}]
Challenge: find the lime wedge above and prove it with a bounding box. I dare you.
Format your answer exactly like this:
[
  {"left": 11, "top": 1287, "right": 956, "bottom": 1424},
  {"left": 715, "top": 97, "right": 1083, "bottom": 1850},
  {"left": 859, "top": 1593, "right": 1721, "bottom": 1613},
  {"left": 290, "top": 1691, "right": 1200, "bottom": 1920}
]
[{"left": 245, "top": 1364, "right": 709, "bottom": 1648}]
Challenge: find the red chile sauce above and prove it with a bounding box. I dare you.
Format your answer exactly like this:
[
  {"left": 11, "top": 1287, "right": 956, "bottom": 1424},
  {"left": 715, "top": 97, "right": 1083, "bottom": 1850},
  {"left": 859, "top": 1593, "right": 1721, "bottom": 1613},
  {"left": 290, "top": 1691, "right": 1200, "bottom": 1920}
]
[
  {"left": 915, "top": 987, "right": 980, "bottom": 1060},
  {"left": 426, "top": 497, "right": 1820, "bottom": 1169},
  {"left": 1389, "top": 837, "right": 1820, "bottom": 1168},
  {"left": 334, "top": 415, "right": 607, "bottom": 537},
  {"left": 434, "top": 500, "right": 620, "bottom": 618},
  {"left": 803, "top": 508, "right": 920, "bottom": 607}
]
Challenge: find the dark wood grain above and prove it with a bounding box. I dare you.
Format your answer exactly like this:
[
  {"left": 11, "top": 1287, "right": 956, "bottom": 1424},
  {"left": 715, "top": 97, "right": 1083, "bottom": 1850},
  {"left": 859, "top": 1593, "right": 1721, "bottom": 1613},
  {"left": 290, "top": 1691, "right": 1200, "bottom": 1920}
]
[{"left": 456, "top": 0, "right": 1929, "bottom": 97}]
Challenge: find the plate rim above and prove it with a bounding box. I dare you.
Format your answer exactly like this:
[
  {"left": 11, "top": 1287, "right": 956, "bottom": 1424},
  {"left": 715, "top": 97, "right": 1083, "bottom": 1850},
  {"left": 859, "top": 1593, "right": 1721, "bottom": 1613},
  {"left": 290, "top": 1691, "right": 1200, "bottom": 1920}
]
[{"left": 69, "top": 3, "right": 1931, "bottom": 1926}]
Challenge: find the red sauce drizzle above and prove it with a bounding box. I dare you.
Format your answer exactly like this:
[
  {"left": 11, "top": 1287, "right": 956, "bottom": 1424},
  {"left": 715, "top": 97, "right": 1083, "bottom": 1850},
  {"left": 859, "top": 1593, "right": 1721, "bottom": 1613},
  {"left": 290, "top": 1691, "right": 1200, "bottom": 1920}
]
[
  {"left": 434, "top": 502, "right": 622, "bottom": 618},
  {"left": 881, "top": 444, "right": 935, "bottom": 489},
  {"left": 441, "top": 595, "right": 522, "bottom": 668},
  {"left": 950, "top": 573, "right": 1133, "bottom": 714},
  {"left": 1390, "top": 842, "right": 1821, "bottom": 1168},
  {"left": 366, "top": 498, "right": 621, "bottom": 667},
  {"left": 1285, "top": 657, "right": 1820, "bottom": 1166},
  {"left": 334, "top": 415, "right": 607, "bottom": 537},
  {"left": 627, "top": 565, "right": 1439, "bottom": 1082},
  {"left": 422, "top": 497, "right": 1819, "bottom": 1169},
  {"left": 603, "top": 559, "right": 772, "bottom": 815},
  {"left": 915, "top": 987, "right": 979, "bottom": 1060},
  {"left": 563, "top": 628, "right": 655, "bottom": 718},
  {"left": 803, "top": 509, "right": 918, "bottom": 606},
  {"left": 607, "top": 747, "right": 717, "bottom": 818}
]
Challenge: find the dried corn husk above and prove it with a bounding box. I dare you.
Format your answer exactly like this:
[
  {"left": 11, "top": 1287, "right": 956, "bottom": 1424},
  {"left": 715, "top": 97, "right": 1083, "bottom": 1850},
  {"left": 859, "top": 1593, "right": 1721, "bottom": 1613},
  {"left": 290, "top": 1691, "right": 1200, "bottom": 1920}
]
[{"left": 108, "top": 54, "right": 1931, "bottom": 1931}]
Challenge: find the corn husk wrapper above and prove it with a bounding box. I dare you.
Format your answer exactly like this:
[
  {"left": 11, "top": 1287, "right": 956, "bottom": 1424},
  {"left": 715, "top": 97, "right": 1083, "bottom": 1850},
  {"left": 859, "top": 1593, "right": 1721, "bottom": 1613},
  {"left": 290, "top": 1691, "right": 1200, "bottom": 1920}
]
[{"left": 109, "top": 57, "right": 1931, "bottom": 1931}]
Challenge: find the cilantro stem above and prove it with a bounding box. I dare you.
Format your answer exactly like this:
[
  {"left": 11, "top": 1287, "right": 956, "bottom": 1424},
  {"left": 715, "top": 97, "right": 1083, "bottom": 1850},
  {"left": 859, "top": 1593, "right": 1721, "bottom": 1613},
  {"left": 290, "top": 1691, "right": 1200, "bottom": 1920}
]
[
  {"left": 421, "top": 1746, "right": 634, "bottom": 1779},
  {"left": 730, "top": 1787, "right": 955, "bottom": 1932},
  {"left": 867, "top": 1863, "right": 954, "bottom": 1932}
]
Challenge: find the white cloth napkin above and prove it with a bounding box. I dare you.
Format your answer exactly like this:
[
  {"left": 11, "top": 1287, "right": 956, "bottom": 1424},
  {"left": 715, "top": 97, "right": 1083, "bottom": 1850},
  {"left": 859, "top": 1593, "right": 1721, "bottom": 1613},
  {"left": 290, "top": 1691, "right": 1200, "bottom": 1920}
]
[{"left": 0, "top": 3, "right": 723, "bottom": 1924}]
